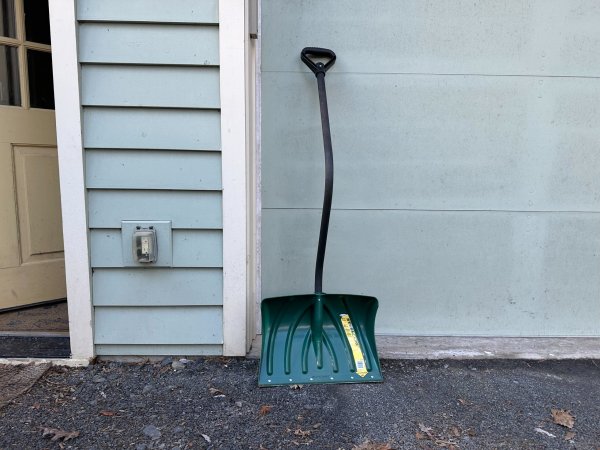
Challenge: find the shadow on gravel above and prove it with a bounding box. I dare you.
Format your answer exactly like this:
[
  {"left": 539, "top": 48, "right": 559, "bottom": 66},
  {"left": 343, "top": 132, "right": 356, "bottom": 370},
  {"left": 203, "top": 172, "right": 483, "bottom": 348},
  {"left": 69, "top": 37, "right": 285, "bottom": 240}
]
[{"left": 1, "top": 358, "right": 599, "bottom": 449}]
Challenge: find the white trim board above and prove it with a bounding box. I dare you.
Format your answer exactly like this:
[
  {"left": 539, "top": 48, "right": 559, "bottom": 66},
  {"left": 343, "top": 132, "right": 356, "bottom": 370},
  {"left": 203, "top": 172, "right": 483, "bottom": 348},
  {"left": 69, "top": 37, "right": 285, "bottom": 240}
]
[
  {"left": 49, "top": 0, "right": 95, "bottom": 361},
  {"left": 248, "top": 335, "right": 600, "bottom": 360},
  {"left": 220, "top": 0, "right": 249, "bottom": 356},
  {"left": 254, "top": 0, "right": 263, "bottom": 336},
  {"left": 246, "top": 12, "right": 260, "bottom": 351}
]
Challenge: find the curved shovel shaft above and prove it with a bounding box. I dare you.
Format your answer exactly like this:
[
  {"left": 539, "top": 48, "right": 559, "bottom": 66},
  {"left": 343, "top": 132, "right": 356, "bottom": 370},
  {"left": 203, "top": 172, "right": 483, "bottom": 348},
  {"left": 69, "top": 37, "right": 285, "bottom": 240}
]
[
  {"left": 300, "top": 47, "right": 337, "bottom": 295},
  {"left": 314, "top": 72, "right": 333, "bottom": 295}
]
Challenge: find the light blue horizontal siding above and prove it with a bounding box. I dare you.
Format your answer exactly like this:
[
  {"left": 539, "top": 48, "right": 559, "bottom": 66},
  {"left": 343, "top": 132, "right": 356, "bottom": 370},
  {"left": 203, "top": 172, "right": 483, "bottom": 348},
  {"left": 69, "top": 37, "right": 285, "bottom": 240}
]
[
  {"left": 81, "top": 65, "right": 220, "bottom": 109},
  {"left": 83, "top": 107, "right": 221, "bottom": 150},
  {"left": 262, "top": 0, "right": 600, "bottom": 76},
  {"left": 261, "top": 0, "right": 600, "bottom": 339},
  {"left": 77, "top": 0, "right": 219, "bottom": 24},
  {"left": 79, "top": 23, "right": 219, "bottom": 65},
  {"left": 262, "top": 209, "right": 600, "bottom": 337},
  {"left": 78, "top": 5, "right": 224, "bottom": 354},
  {"left": 86, "top": 150, "right": 222, "bottom": 190},
  {"left": 88, "top": 190, "right": 222, "bottom": 229},
  {"left": 172, "top": 230, "right": 223, "bottom": 267},
  {"left": 95, "top": 344, "right": 222, "bottom": 356},
  {"left": 262, "top": 72, "right": 600, "bottom": 211},
  {"left": 91, "top": 229, "right": 223, "bottom": 267},
  {"left": 93, "top": 268, "right": 223, "bottom": 306},
  {"left": 95, "top": 307, "right": 223, "bottom": 344}
]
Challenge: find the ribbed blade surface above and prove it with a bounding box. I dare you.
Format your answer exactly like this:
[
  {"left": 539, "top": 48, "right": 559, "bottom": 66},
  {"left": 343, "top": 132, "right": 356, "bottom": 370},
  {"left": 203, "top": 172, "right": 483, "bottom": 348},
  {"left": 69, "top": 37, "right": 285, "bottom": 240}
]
[{"left": 259, "top": 294, "right": 383, "bottom": 386}]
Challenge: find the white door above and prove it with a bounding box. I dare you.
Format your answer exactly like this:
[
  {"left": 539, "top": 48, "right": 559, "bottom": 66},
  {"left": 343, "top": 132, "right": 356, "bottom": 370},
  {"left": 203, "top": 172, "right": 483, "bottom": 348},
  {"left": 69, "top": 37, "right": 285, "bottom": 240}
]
[{"left": 0, "top": 0, "right": 65, "bottom": 310}]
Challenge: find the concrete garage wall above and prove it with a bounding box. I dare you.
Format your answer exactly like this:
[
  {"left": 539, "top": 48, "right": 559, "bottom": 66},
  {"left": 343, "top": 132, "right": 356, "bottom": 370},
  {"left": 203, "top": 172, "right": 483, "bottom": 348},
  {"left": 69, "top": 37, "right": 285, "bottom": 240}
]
[
  {"left": 260, "top": 1, "right": 600, "bottom": 336},
  {"left": 77, "top": 0, "right": 224, "bottom": 355}
]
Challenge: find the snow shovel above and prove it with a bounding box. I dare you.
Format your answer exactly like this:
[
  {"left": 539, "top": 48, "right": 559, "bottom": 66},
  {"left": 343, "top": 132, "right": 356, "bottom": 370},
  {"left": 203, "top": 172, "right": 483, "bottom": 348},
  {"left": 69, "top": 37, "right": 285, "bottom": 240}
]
[{"left": 259, "top": 47, "right": 383, "bottom": 386}]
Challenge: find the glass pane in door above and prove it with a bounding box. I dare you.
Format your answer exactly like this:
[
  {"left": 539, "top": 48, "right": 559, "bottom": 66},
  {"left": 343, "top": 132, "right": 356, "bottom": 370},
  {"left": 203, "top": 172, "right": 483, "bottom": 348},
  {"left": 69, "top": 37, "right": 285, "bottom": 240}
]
[
  {"left": 0, "top": 0, "right": 17, "bottom": 38},
  {"left": 0, "top": 44, "right": 20, "bottom": 106},
  {"left": 0, "top": 0, "right": 16, "bottom": 38},
  {"left": 24, "top": 0, "right": 51, "bottom": 44},
  {"left": 27, "top": 49, "right": 53, "bottom": 108}
]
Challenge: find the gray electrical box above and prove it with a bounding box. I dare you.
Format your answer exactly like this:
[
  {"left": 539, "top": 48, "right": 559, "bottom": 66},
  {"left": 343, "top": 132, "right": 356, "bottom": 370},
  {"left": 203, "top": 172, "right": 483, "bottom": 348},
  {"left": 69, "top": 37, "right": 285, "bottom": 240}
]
[
  {"left": 121, "top": 221, "right": 172, "bottom": 267},
  {"left": 133, "top": 227, "right": 157, "bottom": 263}
]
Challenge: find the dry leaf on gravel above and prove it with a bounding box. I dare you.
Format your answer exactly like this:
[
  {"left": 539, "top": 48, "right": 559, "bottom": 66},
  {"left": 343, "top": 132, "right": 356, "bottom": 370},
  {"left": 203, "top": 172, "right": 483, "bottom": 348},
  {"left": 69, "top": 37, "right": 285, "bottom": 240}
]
[
  {"left": 201, "top": 434, "right": 211, "bottom": 443},
  {"left": 418, "top": 423, "right": 435, "bottom": 440},
  {"left": 351, "top": 442, "right": 394, "bottom": 450},
  {"left": 208, "top": 387, "right": 226, "bottom": 398},
  {"left": 259, "top": 405, "right": 272, "bottom": 416},
  {"left": 415, "top": 431, "right": 427, "bottom": 440},
  {"left": 99, "top": 410, "right": 116, "bottom": 416},
  {"left": 290, "top": 384, "right": 304, "bottom": 390},
  {"left": 40, "top": 427, "right": 79, "bottom": 442},
  {"left": 287, "top": 427, "right": 313, "bottom": 446},
  {"left": 551, "top": 409, "right": 575, "bottom": 429},
  {"left": 415, "top": 424, "right": 459, "bottom": 448},
  {"left": 564, "top": 431, "right": 576, "bottom": 441},
  {"left": 292, "top": 428, "right": 311, "bottom": 437}
]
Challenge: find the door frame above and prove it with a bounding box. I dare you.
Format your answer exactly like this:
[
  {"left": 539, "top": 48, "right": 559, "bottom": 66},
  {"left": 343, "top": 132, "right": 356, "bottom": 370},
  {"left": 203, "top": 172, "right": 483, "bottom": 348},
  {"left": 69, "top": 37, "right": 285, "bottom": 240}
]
[{"left": 48, "top": 0, "right": 93, "bottom": 361}]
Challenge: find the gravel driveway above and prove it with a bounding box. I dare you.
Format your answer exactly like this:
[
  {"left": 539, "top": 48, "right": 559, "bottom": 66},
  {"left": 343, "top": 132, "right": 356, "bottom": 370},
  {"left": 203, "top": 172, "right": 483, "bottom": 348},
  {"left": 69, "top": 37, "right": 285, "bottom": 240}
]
[{"left": 0, "top": 358, "right": 598, "bottom": 449}]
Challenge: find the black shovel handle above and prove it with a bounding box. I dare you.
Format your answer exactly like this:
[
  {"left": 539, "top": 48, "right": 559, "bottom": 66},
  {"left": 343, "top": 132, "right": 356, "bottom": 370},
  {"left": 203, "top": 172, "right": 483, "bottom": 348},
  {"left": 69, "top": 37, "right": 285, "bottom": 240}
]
[
  {"left": 301, "top": 47, "right": 336, "bottom": 294},
  {"left": 301, "top": 47, "right": 336, "bottom": 75}
]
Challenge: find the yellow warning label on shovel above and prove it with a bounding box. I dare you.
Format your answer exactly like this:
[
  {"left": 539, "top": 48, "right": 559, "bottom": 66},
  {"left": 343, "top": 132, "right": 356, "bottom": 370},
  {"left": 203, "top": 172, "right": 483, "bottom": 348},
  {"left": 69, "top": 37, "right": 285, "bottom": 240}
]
[{"left": 340, "top": 314, "right": 368, "bottom": 377}]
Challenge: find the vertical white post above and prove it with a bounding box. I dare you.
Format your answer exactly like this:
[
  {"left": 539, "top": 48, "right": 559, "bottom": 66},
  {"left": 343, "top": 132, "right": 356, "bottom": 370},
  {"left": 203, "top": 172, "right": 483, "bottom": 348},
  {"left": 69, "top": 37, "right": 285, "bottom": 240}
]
[
  {"left": 254, "top": 0, "right": 263, "bottom": 336},
  {"left": 49, "top": 0, "right": 94, "bottom": 360},
  {"left": 220, "top": 0, "right": 248, "bottom": 356},
  {"left": 246, "top": 1, "right": 260, "bottom": 350}
]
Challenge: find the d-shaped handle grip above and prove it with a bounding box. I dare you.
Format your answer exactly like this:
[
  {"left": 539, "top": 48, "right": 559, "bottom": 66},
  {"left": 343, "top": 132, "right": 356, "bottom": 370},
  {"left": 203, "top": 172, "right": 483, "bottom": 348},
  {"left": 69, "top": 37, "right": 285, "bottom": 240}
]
[{"left": 301, "top": 47, "right": 336, "bottom": 75}]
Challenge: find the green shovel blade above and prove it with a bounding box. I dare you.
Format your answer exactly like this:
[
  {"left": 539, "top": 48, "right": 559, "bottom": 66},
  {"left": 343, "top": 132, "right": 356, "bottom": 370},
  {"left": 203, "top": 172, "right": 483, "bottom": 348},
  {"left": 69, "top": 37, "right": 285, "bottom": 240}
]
[{"left": 259, "top": 293, "right": 383, "bottom": 386}]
